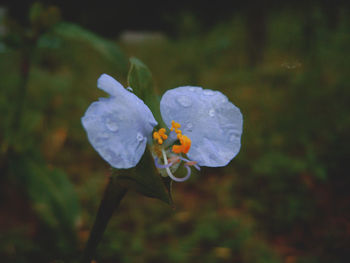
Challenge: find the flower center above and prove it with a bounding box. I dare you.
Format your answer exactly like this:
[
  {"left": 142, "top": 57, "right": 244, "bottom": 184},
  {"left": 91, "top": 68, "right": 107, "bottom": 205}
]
[
  {"left": 152, "top": 121, "right": 197, "bottom": 182},
  {"left": 153, "top": 121, "right": 191, "bottom": 154}
]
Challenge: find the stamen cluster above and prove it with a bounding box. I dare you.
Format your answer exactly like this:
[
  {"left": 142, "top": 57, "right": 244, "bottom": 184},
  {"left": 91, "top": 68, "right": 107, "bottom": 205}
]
[
  {"left": 153, "top": 128, "right": 167, "bottom": 145},
  {"left": 170, "top": 121, "right": 191, "bottom": 154},
  {"left": 152, "top": 121, "right": 198, "bottom": 182}
]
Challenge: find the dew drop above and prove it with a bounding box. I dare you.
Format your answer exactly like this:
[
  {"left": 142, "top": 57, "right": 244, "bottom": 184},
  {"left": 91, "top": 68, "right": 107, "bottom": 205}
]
[
  {"left": 209, "top": 153, "right": 219, "bottom": 162},
  {"left": 82, "top": 116, "right": 93, "bottom": 124},
  {"left": 106, "top": 118, "right": 119, "bottom": 132},
  {"left": 203, "top": 89, "right": 214, "bottom": 96},
  {"left": 229, "top": 134, "right": 238, "bottom": 142},
  {"left": 176, "top": 95, "right": 192, "bottom": 107},
  {"left": 186, "top": 122, "right": 193, "bottom": 131},
  {"left": 99, "top": 132, "right": 109, "bottom": 138},
  {"left": 209, "top": 109, "right": 215, "bottom": 117},
  {"left": 136, "top": 132, "right": 144, "bottom": 141},
  {"left": 220, "top": 97, "right": 228, "bottom": 103},
  {"left": 92, "top": 132, "right": 109, "bottom": 146}
]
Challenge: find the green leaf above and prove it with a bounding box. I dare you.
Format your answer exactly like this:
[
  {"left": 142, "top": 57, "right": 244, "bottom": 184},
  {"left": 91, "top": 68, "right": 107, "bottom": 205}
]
[
  {"left": 53, "top": 22, "right": 128, "bottom": 74},
  {"left": 115, "top": 150, "right": 172, "bottom": 205},
  {"left": 10, "top": 154, "right": 81, "bottom": 252},
  {"left": 127, "top": 57, "right": 165, "bottom": 128},
  {"left": 128, "top": 57, "right": 153, "bottom": 96},
  {"left": 161, "top": 176, "right": 174, "bottom": 205},
  {"left": 123, "top": 58, "right": 171, "bottom": 204}
]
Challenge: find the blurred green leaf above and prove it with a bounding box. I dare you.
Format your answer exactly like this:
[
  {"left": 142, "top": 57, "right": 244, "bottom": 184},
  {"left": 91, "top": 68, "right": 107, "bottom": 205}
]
[
  {"left": 53, "top": 22, "right": 128, "bottom": 74},
  {"left": 10, "top": 154, "right": 80, "bottom": 252},
  {"left": 253, "top": 151, "right": 307, "bottom": 176}
]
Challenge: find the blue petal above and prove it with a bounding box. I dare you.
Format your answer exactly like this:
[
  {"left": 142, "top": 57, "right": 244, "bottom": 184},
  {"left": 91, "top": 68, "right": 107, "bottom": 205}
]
[
  {"left": 82, "top": 74, "right": 157, "bottom": 169},
  {"left": 160, "top": 86, "right": 243, "bottom": 167}
]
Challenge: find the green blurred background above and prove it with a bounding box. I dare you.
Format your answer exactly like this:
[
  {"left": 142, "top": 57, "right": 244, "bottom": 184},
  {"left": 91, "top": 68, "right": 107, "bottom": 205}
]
[{"left": 1, "top": 1, "right": 349, "bottom": 262}]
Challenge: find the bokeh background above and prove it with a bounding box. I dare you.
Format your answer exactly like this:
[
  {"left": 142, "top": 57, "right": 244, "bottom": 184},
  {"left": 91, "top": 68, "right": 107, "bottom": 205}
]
[{"left": 1, "top": 1, "right": 350, "bottom": 262}]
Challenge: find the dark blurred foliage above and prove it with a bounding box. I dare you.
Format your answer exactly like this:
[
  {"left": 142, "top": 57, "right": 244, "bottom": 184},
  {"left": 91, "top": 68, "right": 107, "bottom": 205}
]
[
  {"left": 0, "top": 1, "right": 350, "bottom": 263},
  {"left": 2, "top": 0, "right": 350, "bottom": 36}
]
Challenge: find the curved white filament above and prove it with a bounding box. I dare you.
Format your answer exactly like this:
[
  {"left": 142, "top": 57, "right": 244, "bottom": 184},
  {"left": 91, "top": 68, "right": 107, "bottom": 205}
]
[
  {"left": 154, "top": 157, "right": 173, "bottom": 169},
  {"left": 161, "top": 149, "right": 191, "bottom": 182}
]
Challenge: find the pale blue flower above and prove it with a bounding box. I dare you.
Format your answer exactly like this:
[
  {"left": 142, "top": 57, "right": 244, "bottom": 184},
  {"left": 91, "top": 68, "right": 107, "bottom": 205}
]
[
  {"left": 82, "top": 74, "right": 243, "bottom": 181},
  {"left": 160, "top": 86, "right": 243, "bottom": 167},
  {"left": 81, "top": 74, "right": 157, "bottom": 169}
]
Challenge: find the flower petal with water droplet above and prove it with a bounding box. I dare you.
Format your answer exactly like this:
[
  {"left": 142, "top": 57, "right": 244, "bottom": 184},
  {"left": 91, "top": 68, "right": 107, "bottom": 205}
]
[
  {"left": 160, "top": 86, "right": 243, "bottom": 167},
  {"left": 82, "top": 74, "right": 157, "bottom": 169}
]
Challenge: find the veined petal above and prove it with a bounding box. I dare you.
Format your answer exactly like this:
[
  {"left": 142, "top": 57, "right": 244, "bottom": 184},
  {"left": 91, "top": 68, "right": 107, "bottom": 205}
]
[
  {"left": 160, "top": 86, "right": 243, "bottom": 167},
  {"left": 82, "top": 74, "right": 157, "bottom": 169}
]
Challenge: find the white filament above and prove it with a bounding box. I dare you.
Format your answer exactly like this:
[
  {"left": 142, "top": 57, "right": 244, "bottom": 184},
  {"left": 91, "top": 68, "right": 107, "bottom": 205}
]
[{"left": 161, "top": 149, "right": 191, "bottom": 182}]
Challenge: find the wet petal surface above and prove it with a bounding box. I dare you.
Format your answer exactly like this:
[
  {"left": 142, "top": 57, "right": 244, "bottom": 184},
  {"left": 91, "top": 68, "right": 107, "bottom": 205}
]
[
  {"left": 82, "top": 74, "right": 157, "bottom": 168},
  {"left": 160, "top": 86, "right": 243, "bottom": 167}
]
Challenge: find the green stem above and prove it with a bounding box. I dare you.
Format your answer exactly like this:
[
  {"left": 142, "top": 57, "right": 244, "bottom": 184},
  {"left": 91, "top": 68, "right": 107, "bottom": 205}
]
[{"left": 80, "top": 176, "right": 127, "bottom": 263}]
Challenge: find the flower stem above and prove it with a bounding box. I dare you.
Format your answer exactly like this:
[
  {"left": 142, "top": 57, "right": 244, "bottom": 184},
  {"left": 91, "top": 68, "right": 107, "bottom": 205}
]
[{"left": 80, "top": 175, "right": 127, "bottom": 263}]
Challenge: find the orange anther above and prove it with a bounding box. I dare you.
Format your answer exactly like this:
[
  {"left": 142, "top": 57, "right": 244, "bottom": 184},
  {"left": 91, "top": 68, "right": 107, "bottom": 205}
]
[
  {"left": 171, "top": 120, "right": 182, "bottom": 134},
  {"left": 153, "top": 128, "right": 168, "bottom": 145},
  {"left": 158, "top": 128, "right": 168, "bottom": 140},
  {"left": 172, "top": 134, "right": 191, "bottom": 154},
  {"left": 153, "top": 131, "right": 163, "bottom": 144}
]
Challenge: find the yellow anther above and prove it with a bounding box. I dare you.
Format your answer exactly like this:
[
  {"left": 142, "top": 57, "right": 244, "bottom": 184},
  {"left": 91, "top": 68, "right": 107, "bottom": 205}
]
[
  {"left": 154, "top": 121, "right": 191, "bottom": 153},
  {"left": 158, "top": 128, "right": 168, "bottom": 140},
  {"left": 153, "top": 128, "right": 168, "bottom": 145},
  {"left": 153, "top": 132, "right": 162, "bottom": 144},
  {"left": 171, "top": 120, "right": 182, "bottom": 134},
  {"left": 153, "top": 132, "right": 159, "bottom": 140},
  {"left": 172, "top": 134, "right": 191, "bottom": 154}
]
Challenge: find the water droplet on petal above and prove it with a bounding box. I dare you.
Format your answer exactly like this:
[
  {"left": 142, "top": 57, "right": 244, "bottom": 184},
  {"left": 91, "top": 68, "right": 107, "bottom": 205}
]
[
  {"left": 229, "top": 134, "right": 239, "bottom": 142},
  {"left": 100, "top": 132, "right": 109, "bottom": 138},
  {"left": 186, "top": 122, "right": 193, "bottom": 131},
  {"left": 203, "top": 89, "right": 214, "bottom": 96},
  {"left": 106, "top": 118, "right": 119, "bottom": 132},
  {"left": 220, "top": 97, "right": 228, "bottom": 103},
  {"left": 136, "top": 132, "right": 144, "bottom": 141},
  {"left": 209, "top": 153, "right": 219, "bottom": 162},
  {"left": 127, "top": 87, "right": 133, "bottom": 92},
  {"left": 209, "top": 109, "right": 215, "bottom": 117},
  {"left": 83, "top": 116, "right": 93, "bottom": 123},
  {"left": 176, "top": 95, "right": 192, "bottom": 107}
]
